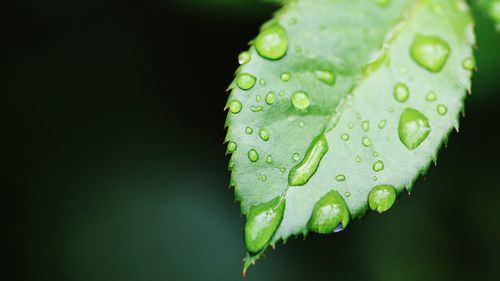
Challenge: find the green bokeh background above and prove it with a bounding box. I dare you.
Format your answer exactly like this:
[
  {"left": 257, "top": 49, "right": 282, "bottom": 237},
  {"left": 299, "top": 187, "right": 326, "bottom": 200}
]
[{"left": 7, "top": 1, "right": 500, "bottom": 280}]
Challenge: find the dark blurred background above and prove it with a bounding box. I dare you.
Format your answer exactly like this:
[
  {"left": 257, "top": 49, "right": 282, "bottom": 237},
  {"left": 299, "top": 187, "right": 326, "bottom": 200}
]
[{"left": 5, "top": 0, "right": 500, "bottom": 280}]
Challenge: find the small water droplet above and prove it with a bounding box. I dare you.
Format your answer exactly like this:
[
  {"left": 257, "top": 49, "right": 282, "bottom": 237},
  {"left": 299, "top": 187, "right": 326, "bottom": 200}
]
[
  {"left": 229, "top": 160, "right": 235, "bottom": 169},
  {"left": 291, "top": 91, "right": 311, "bottom": 110},
  {"left": 462, "top": 57, "right": 475, "bottom": 70},
  {"left": 299, "top": 121, "right": 305, "bottom": 127},
  {"left": 378, "top": 120, "right": 387, "bottom": 129},
  {"left": 373, "top": 151, "right": 379, "bottom": 157},
  {"left": 238, "top": 51, "right": 251, "bottom": 65},
  {"left": 372, "top": 176, "right": 378, "bottom": 181},
  {"left": 368, "top": 185, "right": 396, "bottom": 213},
  {"left": 307, "top": 190, "right": 350, "bottom": 234},
  {"left": 295, "top": 46, "right": 302, "bottom": 53},
  {"left": 398, "top": 108, "right": 431, "bottom": 150},
  {"left": 255, "top": 23, "right": 288, "bottom": 60},
  {"left": 229, "top": 100, "right": 242, "bottom": 114},
  {"left": 245, "top": 126, "right": 253, "bottom": 134},
  {"left": 265, "top": 92, "right": 276, "bottom": 104},
  {"left": 355, "top": 156, "right": 362, "bottom": 163},
  {"left": 245, "top": 196, "right": 286, "bottom": 253},
  {"left": 292, "top": 153, "right": 300, "bottom": 161},
  {"left": 410, "top": 35, "right": 450, "bottom": 72},
  {"left": 361, "top": 120, "right": 370, "bottom": 132},
  {"left": 251, "top": 106, "right": 263, "bottom": 112},
  {"left": 437, "top": 104, "right": 448, "bottom": 115},
  {"left": 393, "top": 83, "right": 410, "bottom": 103},
  {"left": 247, "top": 149, "right": 259, "bottom": 162},
  {"left": 314, "top": 70, "right": 336, "bottom": 85},
  {"left": 280, "top": 168, "right": 286, "bottom": 173},
  {"left": 362, "top": 137, "right": 371, "bottom": 147},
  {"left": 373, "top": 160, "right": 384, "bottom": 172},
  {"left": 349, "top": 123, "right": 354, "bottom": 129},
  {"left": 227, "top": 141, "right": 237, "bottom": 153},
  {"left": 261, "top": 175, "right": 267, "bottom": 182},
  {"left": 236, "top": 73, "right": 257, "bottom": 90},
  {"left": 279, "top": 91, "right": 285, "bottom": 97},
  {"left": 255, "top": 95, "right": 262, "bottom": 102},
  {"left": 335, "top": 174, "right": 346, "bottom": 182},
  {"left": 355, "top": 112, "right": 362, "bottom": 120},
  {"left": 288, "top": 134, "right": 329, "bottom": 186},
  {"left": 389, "top": 107, "right": 394, "bottom": 113},
  {"left": 341, "top": 133, "right": 350, "bottom": 141},
  {"left": 259, "top": 128, "right": 270, "bottom": 141},
  {"left": 259, "top": 79, "right": 266, "bottom": 86},
  {"left": 280, "top": 72, "right": 291, "bottom": 82},
  {"left": 425, "top": 91, "right": 437, "bottom": 102},
  {"left": 266, "top": 155, "right": 273, "bottom": 164}
]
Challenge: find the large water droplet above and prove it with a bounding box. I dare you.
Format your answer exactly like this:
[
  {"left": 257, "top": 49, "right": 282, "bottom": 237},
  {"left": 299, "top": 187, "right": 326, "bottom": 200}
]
[
  {"left": 248, "top": 149, "right": 259, "bottom": 162},
  {"left": 265, "top": 92, "right": 276, "bottom": 105},
  {"left": 307, "top": 190, "right": 350, "bottom": 234},
  {"left": 368, "top": 185, "right": 396, "bottom": 213},
  {"left": 410, "top": 35, "right": 450, "bottom": 72},
  {"left": 288, "top": 134, "right": 329, "bottom": 186},
  {"left": 355, "top": 156, "right": 362, "bottom": 163},
  {"left": 238, "top": 51, "right": 251, "bottom": 65},
  {"left": 437, "top": 104, "right": 448, "bottom": 115},
  {"left": 255, "top": 23, "right": 288, "bottom": 60},
  {"left": 372, "top": 160, "right": 384, "bottom": 172},
  {"left": 229, "top": 100, "right": 242, "bottom": 114},
  {"left": 393, "top": 83, "right": 410, "bottom": 103},
  {"left": 237, "top": 73, "right": 257, "bottom": 90},
  {"left": 291, "top": 91, "right": 311, "bottom": 110},
  {"left": 398, "top": 108, "right": 431, "bottom": 150},
  {"left": 314, "top": 70, "right": 336, "bottom": 86},
  {"left": 259, "top": 128, "right": 270, "bottom": 141},
  {"left": 280, "top": 72, "right": 291, "bottom": 82},
  {"left": 245, "top": 195, "right": 286, "bottom": 253},
  {"left": 227, "top": 141, "right": 237, "bottom": 153}
]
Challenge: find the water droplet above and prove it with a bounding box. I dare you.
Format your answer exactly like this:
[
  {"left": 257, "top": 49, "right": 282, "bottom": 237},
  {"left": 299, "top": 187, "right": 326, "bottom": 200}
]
[
  {"left": 247, "top": 149, "right": 259, "bottom": 162},
  {"left": 373, "top": 151, "right": 379, "bottom": 157},
  {"left": 393, "top": 83, "right": 410, "bottom": 103},
  {"left": 229, "top": 100, "right": 242, "bottom": 114},
  {"left": 314, "top": 70, "right": 336, "bottom": 85},
  {"left": 355, "top": 112, "right": 362, "bottom": 120},
  {"left": 373, "top": 160, "right": 384, "bottom": 172},
  {"left": 227, "top": 141, "right": 237, "bottom": 153},
  {"left": 292, "top": 153, "right": 300, "bottom": 161},
  {"left": 425, "top": 91, "right": 437, "bottom": 102},
  {"left": 279, "top": 91, "right": 285, "bottom": 97},
  {"left": 398, "top": 108, "right": 431, "bottom": 150},
  {"left": 462, "top": 57, "right": 475, "bottom": 70},
  {"left": 410, "top": 35, "right": 450, "bottom": 72},
  {"left": 361, "top": 120, "right": 370, "bottom": 132},
  {"left": 368, "top": 185, "right": 396, "bottom": 213},
  {"left": 259, "top": 79, "right": 266, "bottom": 86},
  {"left": 307, "top": 190, "right": 350, "bottom": 234},
  {"left": 266, "top": 155, "right": 273, "bottom": 164},
  {"left": 251, "top": 106, "right": 263, "bottom": 112},
  {"left": 335, "top": 174, "right": 346, "bottom": 182},
  {"left": 355, "top": 156, "right": 362, "bottom": 163},
  {"left": 341, "top": 133, "right": 350, "bottom": 141},
  {"left": 299, "top": 121, "right": 305, "bottom": 127},
  {"left": 344, "top": 191, "right": 351, "bottom": 197},
  {"left": 229, "top": 160, "right": 235, "bottom": 169},
  {"left": 288, "top": 134, "right": 329, "bottom": 186},
  {"left": 255, "top": 95, "right": 262, "bottom": 102},
  {"left": 291, "top": 91, "right": 311, "bottom": 110},
  {"left": 280, "top": 72, "right": 291, "bottom": 82},
  {"left": 245, "top": 195, "right": 286, "bottom": 253},
  {"left": 265, "top": 92, "right": 276, "bottom": 104},
  {"left": 348, "top": 123, "right": 354, "bottom": 129},
  {"left": 437, "top": 104, "right": 448, "bottom": 115},
  {"left": 255, "top": 23, "right": 288, "bottom": 60},
  {"left": 280, "top": 168, "right": 286, "bottom": 173},
  {"left": 238, "top": 51, "right": 251, "bottom": 65},
  {"left": 372, "top": 176, "right": 378, "bottom": 181},
  {"left": 261, "top": 175, "right": 267, "bottom": 181},
  {"left": 378, "top": 120, "right": 387, "bottom": 129},
  {"left": 245, "top": 126, "right": 253, "bottom": 134},
  {"left": 237, "top": 73, "right": 257, "bottom": 90},
  {"left": 295, "top": 46, "right": 302, "bottom": 53},
  {"left": 376, "top": 0, "right": 390, "bottom": 7},
  {"left": 362, "top": 137, "right": 371, "bottom": 147},
  {"left": 259, "top": 128, "right": 270, "bottom": 141}
]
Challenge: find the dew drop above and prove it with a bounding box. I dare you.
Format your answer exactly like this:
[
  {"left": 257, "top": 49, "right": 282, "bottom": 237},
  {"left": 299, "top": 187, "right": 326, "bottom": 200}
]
[
  {"left": 236, "top": 73, "right": 257, "bottom": 90},
  {"left": 378, "top": 120, "right": 387, "bottom": 129},
  {"left": 288, "top": 134, "right": 329, "bottom": 186},
  {"left": 314, "top": 70, "right": 336, "bottom": 86},
  {"left": 335, "top": 174, "right": 346, "bottom": 182},
  {"left": 265, "top": 92, "right": 276, "bottom": 105},
  {"left": 361, "top": 120, "right": 370, "bottom": 132},
  {"left": 259, "top": 79, "right": 266, "bottom": 86},
  {"left": 280, "top": 168, "right": 286, "bottom": 173},
  {"left": 295, "top": 46, "right": 302, "bottom": 53},
  {"left": 373, "top": 160, "right": 384, "bottom": 172},
  {"left": 245, "top": 195, "right": 286, "bottom": 253},
  {"left": 251, "top": 106, "right": 263, "bottom": 112},
  {"left": 266, "top": 155, "right": 273, "bottom": 164},
  {"left": 368, "top": 185, "right": 396, "bottom": 213},
  {"left": 247, "top": 149, "right": 259, "bottom": 162},
  {"left": 291, "top": 91, "right": 311, "bottom": 110},
  {"left": 425, "top": 91, "right": 437, "bottom": 102},
  {"left": 398, "top": 108, "right": 431, "bottom": 150},
  {"left": 229, "top": 100, "right": 242, "bottom": 114},
  {"left": 288, "top": 17, "right": 298, "bottom": 25},
  {"left": 462, "top": 57, "right": 475, "bottom": 70},
  {"left": 362, "top": 137, "right": 371, "bottom": 147},
  {"left": 255, "top": 23, "right": 288, "bottom": 60},
  {"left": 299, "top": 121, "right": 305, "bottom": 127},
  {"left": 280, "top": 72, "right": 291, "bottom": 82},
  {"left": 227, "top": 141, "right": 237, "bottom": 153},
  {"left": 341, "top": 133, "right": 350, "bottom": 141},
  {"left": 410, "top": 35, "right": 450, "bottom": 72},
  {"left": 245, "top": 126, "right": 253, "bottom": 134},
  {"left": 255, "top": 95, "right": 262, "bottom": 102},
  {"left": 393, "top": 83, "right": 410, "bottom": 103},
  {"left": 437, "top": 104, "right": 448, "bottom": 115},
  {"left": 355, "top": 156, "right": 362, "bottom": 163},
  {"left": 307, "top": 190, "right": 350, "bottom": 234},
  {"left": 261, "top": 175, "right": 267, "bottom": 182},
  {"left": 238, "top": 51, "right": 251, "bottom": 65},
  {"left": 348, "top": 123, "right": 354, "bottom": 129},
  {"left": 344, "top": 192, "right": 351, "bottom": 197},
  {"left": 259, "top": 128, "right": 270, "bottom": 141},
  {"left": 373, "top": 151, "right": 379, "bottom": 157},
  {"left": 292, "top": 153, "right": 300, "bottom": 161}
]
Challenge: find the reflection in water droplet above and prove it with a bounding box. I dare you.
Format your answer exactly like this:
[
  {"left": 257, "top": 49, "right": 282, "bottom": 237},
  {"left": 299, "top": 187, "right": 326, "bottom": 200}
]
[
  {"left": 248, "top": 149, "right": 259, "bottom": 162},
  {"left": 251, "top": 106, "right": 263, "bottom": 112},
  {"left": 295, "top": 46, "right": 302, "bottom": 53},
  {"left": 336, "top": 174, "right": 346, "bottom": 182},
  {"left": 245, "top": 196, "right": 286, "bottom": 253},
  {"left": 307, "top": 190, "right": 350, "bottom": 234},
  {"left": 362, "top": 120, "right": 369, "bottom": 132},
  {"left": 255, "top": 23, "right": 288, "bottom": 60},
  {"left": 288, "top": 134, "right": 329, "bottom": 186},
  {"left": 265, "top": 92, "right": 276, "bottom": 104},
  {"left": 398, "top": 108, "right": 431, "bottom": 150},
  {"left": 341, "top": 133, "right": 350, "bottom": 141},
  {"left": 378, "top": 120, "right": 387, "bottom": 129},
  {"left": 259, "top": 128, "right": 270, "bottom": 141},
  {"left": 426, "top": 91, "right": 437, "bottom": 102},
  {"left": 410, "top": 35, "right": 450, "bottom": 72},
  {"left": 238, "top": 51, "right": 251, "bottom": 65},
  {"left": 437, "top": 104, "right": 448, "bottom": 115},
  {"left": 314, "top": 70, "right": 336, "bottom": 85},
  {"left": 291, "top": 91, "right": 311, "bottom": 110},
  {"left": 462, "top": 57, "right": 475, "bottom": 70},
  {"left": 368, "top": 185, "right": 396, "bottom": 213},
  {"left": 245, "top": 127, "right": 253, "bottom": 134},
  {"left": 373, "top": 160, "right": 384, "bottom": 172},
  {"left": 280, "top": 72, "right": 291, "bottom": 81},
  {"left": 266, "top": 155, "right": 273, "bottom": 164},
  {"left": 227, "top": 141, "right": 237, "bottom": 153},
  {"left": 393, "top": 83, "right": 410, "bottom": 103},
  {"left": 229, "top": 100, "right": 242, "bottom": 114},
  {"left": 236, "top": 73, "right": 257, "bottom": 90},
  {"left": 362, "top": 137, "right": 371, "bottom": 147}
]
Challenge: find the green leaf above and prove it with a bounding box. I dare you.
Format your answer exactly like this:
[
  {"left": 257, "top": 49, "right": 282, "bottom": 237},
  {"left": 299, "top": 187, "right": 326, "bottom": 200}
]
[
  {"left": 478, "top": 0, "right": 500, "bottom": 31},
  {"left": 224, "top": 0, "right": 474, "bottom": 273}
]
